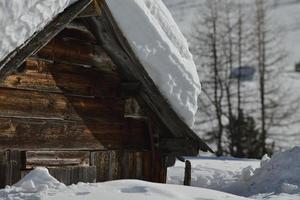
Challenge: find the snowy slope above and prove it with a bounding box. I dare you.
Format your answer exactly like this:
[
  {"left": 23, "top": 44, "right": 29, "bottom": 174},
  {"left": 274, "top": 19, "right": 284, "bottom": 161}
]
[
  {"left": 107, "top": 0, "right": 201, "bottom": 127},
  {"left": 0, "top": 0, "right": 77, "bottom": 61},
  {"left": 163, "top": 0, "right": 300, "bottom": 149}
]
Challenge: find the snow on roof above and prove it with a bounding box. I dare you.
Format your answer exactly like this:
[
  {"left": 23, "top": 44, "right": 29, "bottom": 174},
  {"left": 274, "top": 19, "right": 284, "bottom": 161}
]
[
  {"left": 106, "top": 0, "right": 201, "bottom": 127},
  {"left": 0, "top": 0, "right": 76, "bottom": 61},
  {"left": 0, "top": 167, "right": 251, "bottom": 200}
]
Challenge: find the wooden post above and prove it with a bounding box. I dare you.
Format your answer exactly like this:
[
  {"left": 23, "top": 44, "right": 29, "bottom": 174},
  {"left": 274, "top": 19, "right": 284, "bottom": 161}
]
[{"left": 183, "top": 160, "right": 191, "bottom": 186}]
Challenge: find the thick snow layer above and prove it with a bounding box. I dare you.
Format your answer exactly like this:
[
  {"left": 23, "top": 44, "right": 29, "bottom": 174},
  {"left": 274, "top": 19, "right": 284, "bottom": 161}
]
[
  {"left": 236, "top": 147, "right": 300, "bottom": 196},
  {"left": 106, "top": 0, "right": 201, "bottom": 127},
  {"left": 0, "top": 168, "right": 251, "bottom": 200},
  {"left": 168, "top": 147, "right": 300, "bottom": 200},
  {"left": 0, "top": 0, "right": 76, "bottom": 61}
]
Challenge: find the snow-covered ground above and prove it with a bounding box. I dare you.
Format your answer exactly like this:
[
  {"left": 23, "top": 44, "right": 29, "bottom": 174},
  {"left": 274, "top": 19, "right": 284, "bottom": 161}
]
[
  {"left": 168, "top": 147, "right": 300, "bottom": 200},
  {"left": 0, "top": 168, "right": 250, "bottom": 200},
  {"left": 1, "top": 147, "right": 300, "bottom": 200}
]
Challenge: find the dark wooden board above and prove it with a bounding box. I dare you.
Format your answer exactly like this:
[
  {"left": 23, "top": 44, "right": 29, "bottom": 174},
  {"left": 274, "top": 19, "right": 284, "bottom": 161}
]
[
  {"left": 0, "top": 117, "right": 147, "bottom": 150},
  {"left": 0, "top": 87, "right": 124, "bottom": 121},
  {"left": 1, "top": 59, "right": 121, "bottom": 97},
  {"left": 35, "top": 37, "right": 115, "bottom": 69}
]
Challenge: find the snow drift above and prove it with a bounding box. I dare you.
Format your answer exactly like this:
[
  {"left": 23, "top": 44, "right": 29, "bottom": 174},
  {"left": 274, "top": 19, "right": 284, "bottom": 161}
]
[
  {"left": 0, "top": 167, "right": 251, "bottom": 200},
  {"left": 239, "top": 147, "right": 300, "bottom": 196},
  {"left": 106, "top": 0, "right": 201, "bottom": 127}
]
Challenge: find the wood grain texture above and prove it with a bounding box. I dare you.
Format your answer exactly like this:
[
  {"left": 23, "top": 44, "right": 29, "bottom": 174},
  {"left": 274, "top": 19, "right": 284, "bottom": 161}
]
[
  {"left": 25, "top": 151, "right": 90, "bottom": 168},
  {"left": 35, "top": 37, "right": 115, "bottom": 69},
  {"left": 0, "top": 117, "right": 148, "bottom": 150},
  {"left": 1, "top": 59, "right": 121, "bottom": 97},
  {"left": 0, "top": 87, "right": 124, "bottom": 121}
]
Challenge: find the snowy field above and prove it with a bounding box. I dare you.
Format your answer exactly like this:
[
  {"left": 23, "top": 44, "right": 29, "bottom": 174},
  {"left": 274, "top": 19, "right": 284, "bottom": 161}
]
[{"left": 1, "top": 147, "right": 300, "bottom": 200}]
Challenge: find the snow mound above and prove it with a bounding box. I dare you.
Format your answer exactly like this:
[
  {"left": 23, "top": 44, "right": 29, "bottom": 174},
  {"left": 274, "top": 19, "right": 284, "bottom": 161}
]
[
  {"left": 0, "top": 168, "right": 65, "bottom": 200},
  {"left": 0, "top": 0, "right": 76, "bottom": 61},
  {"left": 106, "top": 0, "right": 201, "bottom": 127},
  {"left": 15, "top": 167, "right": 65, "bottom": 190},
  {"left": 240, "top": 147, "right": 300, "bottom": 195}
]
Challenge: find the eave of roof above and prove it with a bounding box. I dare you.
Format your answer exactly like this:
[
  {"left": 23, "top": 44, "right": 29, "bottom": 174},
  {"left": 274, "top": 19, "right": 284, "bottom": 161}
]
[{"left": 82, "top": 3, "right": 213, "bottom": 154}]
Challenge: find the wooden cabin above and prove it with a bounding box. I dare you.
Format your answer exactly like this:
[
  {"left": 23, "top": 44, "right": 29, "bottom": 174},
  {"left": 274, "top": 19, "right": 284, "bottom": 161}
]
[{"left": 0, "top": 0, "right": 212, "bottom": 187}]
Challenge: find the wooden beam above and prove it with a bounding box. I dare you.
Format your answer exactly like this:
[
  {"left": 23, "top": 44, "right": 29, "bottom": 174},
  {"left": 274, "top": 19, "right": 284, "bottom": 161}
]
[
  {"left": 0, "top": 117, "right": 147, "bottom": 151},
  {"left": 82, "top": 4, "right": 213, "bottom": 154},
  {"left": 159, "top": 138, "right": 199, "bottom": 155},
  {"left": 0, "top": 0, "right": 93, "bottom": 81},
  {"left": 78, "top": 0, "right": 102, "bottom": 18},
  {"left": 25, "top": 151, "right": 90, "bottom": 168},
  {"left": 1, "top": 59, "right": 121, "bottom": 98},
  {"left": 0, "top": 87, "right": 124, "bottom": 121}
]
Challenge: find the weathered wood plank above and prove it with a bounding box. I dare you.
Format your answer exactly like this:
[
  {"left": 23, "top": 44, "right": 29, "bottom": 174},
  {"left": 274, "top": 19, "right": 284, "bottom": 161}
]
[
  {"left": 0, "top": 151, "right": 22, "bottom": 187},
  {"left": 26, "top": 151, "right": 90, "bottom": 168},
  {"left": 0, "top": 0, "right": 93, "bottom": 81},
  {"left": 91, "top": 151, "right": 110, "bottom": 182},
  {"left": 35, "top": 37, "right": 115, "bottom": 69},
  {"left": 0, "top": 87, "right": 124, "bottom": 121},
  {"left": 48, "top": 166, "right": 96, "bottom": 185},
  {"left": 0, "top": 117, "right": 147, "bottom": 150},
  {"left": 1, "top": 60, "right": 120, "bottom": 97}
]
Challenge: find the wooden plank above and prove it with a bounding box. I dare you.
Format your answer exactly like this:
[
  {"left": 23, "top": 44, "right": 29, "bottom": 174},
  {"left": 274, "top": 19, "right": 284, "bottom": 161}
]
[
  {"left": 0, "top": 0, "right": 93, "bottom": 81},
  {"left": 1, "top": 60, "right": 121, "bottom": 97},
  {"left": 83, "top": 5, "right": 213, "bottom": 154},
  {"left": 108, "top": 151, "right": 121, "bottom": 180},
  {"left": 0, "top": 88, "right": 124, "bottom": 121},
  {"left": 0, "top": 151, "right": 22, "bottom": 187},
  {"left": 35, "top": 37, "right": 115, "bottom": 69},
  {"left": 0, "top": 117, "right": 147, "bottom": 150},
  {"left": 25, "top": 151, "right": 90, "bottom": 168},
  {"left": 58, "top": 27, "right": 96, "bottom": 43},
  {"left": 48, "top": 166, "right": 96, "bottom": 185},
  {"left": 91, "top": 151, "right": 110, "bottom": 182},
  {"left": 0, "top": 151, "right": 8, "bottom": 188}
]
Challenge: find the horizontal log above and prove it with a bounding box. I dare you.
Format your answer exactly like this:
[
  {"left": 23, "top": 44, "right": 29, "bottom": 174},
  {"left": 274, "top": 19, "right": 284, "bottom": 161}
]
[
  {"left": 1, "top": 59, "right": 121, "bottom": 97},
  {"left": 26, "top": 151, "right": 90, "bottom": 168},
  {"left": 58, "top": 27, "right": 96, "bottom": 43},
  {"left": 0, "top": 87, "right": 124, "bottom": 121},
  {"left": 35, "top": 37, "right": 115, "bottom": 69},
  {"left": 0, "top": 117, "right": 147, "bottom": 150}
]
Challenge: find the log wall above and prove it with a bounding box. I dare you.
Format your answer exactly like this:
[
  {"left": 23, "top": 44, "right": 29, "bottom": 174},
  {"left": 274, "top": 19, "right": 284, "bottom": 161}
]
[{"left": 0, "top": 26, "right": 168, "bottom": 187}]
